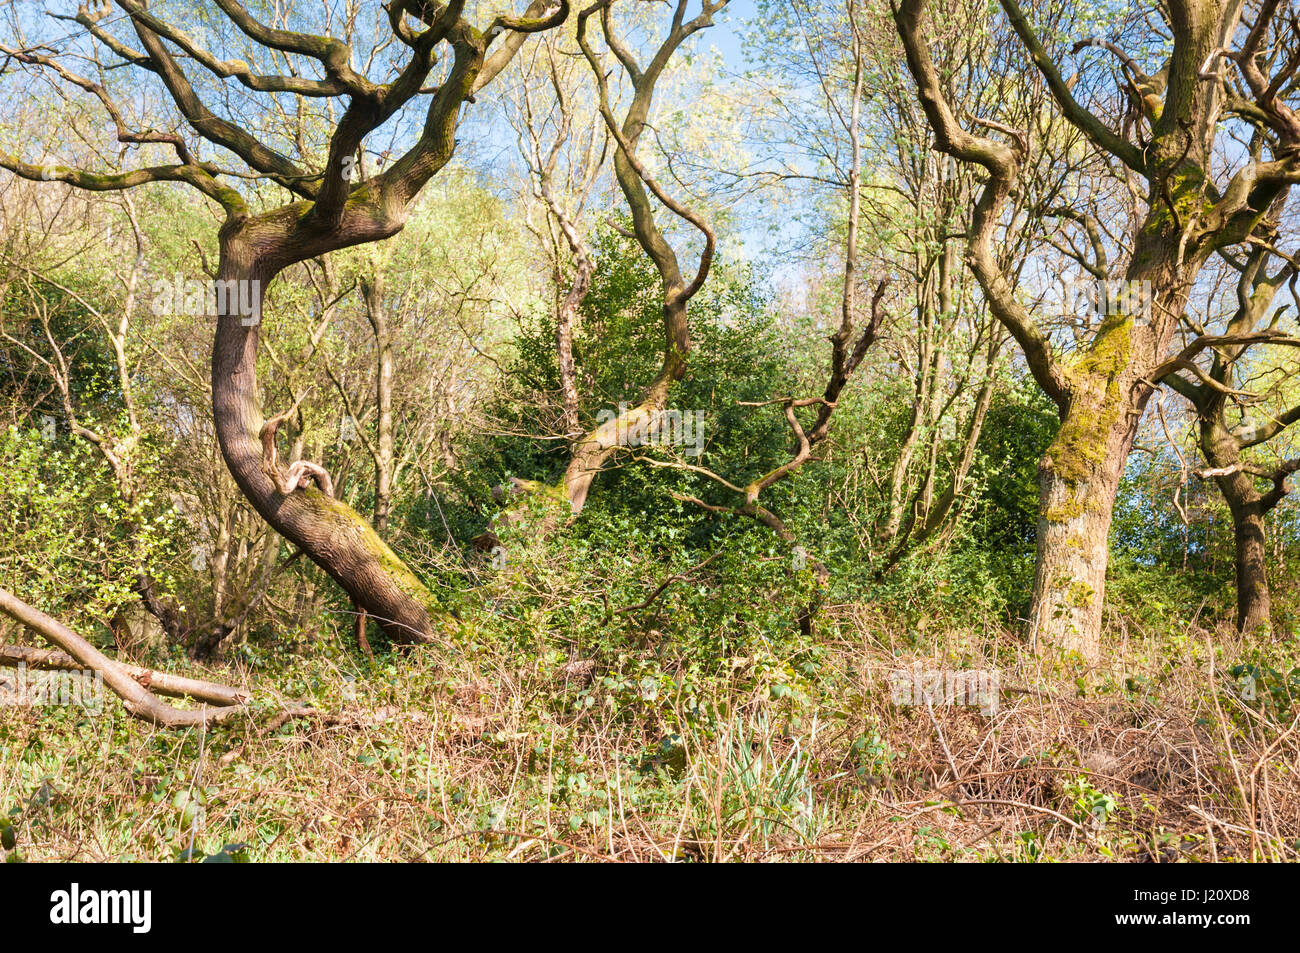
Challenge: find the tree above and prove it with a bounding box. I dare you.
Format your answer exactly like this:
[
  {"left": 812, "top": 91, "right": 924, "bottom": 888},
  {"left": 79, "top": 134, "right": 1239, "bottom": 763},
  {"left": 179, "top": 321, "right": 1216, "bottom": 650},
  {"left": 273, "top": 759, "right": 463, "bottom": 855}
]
[
  {"left": 647, "top": 0, "right": 888, "bottom": 562},
  {"left": 0, "top": 0, "right": 568, "bottom": 645},
  {"left": 566, "top": 0, "right": 725, "bottom": 514},
  {"left": 736, "top": 0, "right": 1041, "bottom": 577},
  {"left": 505, "top": 24, "right": 610, "bottom": 448},
  {"left": 893, "top": 0, "right": 1300, "bottom": 659},
  {"left": 1163, "top": 241, "right": 1299, "bottom": 635}
]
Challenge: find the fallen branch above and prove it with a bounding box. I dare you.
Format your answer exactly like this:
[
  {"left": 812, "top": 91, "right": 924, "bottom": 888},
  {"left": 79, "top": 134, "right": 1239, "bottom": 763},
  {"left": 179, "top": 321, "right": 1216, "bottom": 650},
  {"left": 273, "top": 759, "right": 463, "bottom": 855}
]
[
  {"left": 0, "top": 644, "right": 247, "bottom": 707},
  {"left": 0, "top": 586, "right": 247, "bottom": 728}
]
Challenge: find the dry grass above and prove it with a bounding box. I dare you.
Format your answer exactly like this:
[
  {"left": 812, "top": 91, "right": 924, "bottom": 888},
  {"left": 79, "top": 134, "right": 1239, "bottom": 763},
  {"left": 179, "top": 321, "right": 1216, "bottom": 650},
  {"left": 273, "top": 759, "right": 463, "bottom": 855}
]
[{"left": 1, "top": 605, "right": 1296, "bottom": 862}]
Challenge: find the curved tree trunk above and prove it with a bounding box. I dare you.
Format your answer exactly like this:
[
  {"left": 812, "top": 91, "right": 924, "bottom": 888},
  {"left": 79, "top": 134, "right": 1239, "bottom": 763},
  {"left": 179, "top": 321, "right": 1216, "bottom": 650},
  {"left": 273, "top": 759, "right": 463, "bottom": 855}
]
[
  {"left": 212, "top": 254, "right": 437, "bottom": 645},
  {"left": 566, "top": 5, "right": 719, "bottom": 515},
  {"left": 557, "top": 125, "right": 694, "bottom": 515},
  {"left": 562, "top": 317, "right": 685, "bottom": 513},
  {"left": 0, "top": 0, "right": 571, "bottom": 651}
]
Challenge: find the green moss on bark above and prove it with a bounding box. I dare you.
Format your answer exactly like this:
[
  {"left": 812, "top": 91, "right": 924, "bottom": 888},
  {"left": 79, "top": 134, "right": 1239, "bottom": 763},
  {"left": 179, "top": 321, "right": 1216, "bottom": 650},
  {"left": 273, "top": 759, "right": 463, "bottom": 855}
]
[
  {"left": 308, "top": 489, "right": 442, "bottom": 619},
  {"left": 1042, "top": 314, "right": 1132, "bottom": 509}
]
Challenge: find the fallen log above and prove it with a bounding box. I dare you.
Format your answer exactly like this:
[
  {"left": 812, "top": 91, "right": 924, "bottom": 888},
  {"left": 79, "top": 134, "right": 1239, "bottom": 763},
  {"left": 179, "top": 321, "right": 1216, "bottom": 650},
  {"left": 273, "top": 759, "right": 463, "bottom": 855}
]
[
  {"left": 0, "top": 586, "right": 246, "bottom": 728},
  {"left": 0, "top": 644, "right": 247, "bottom": 707}
]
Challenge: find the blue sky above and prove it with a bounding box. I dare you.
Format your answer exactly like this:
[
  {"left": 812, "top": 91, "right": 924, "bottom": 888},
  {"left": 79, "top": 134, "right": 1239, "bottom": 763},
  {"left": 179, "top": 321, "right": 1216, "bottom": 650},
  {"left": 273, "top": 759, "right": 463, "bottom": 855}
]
[{"left": 711, "top": 0, "right": 760, "bottom": 70}]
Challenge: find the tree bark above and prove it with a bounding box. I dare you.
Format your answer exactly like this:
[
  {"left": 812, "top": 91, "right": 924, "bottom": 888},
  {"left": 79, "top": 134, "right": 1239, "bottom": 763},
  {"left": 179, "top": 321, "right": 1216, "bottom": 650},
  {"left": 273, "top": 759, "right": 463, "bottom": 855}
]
[
  {"left": 362, "top": 274, "right": 396, "bottom": 533},
  {"left": 1229, "top": 499, "right": 1271, "bottom": 636},
  {"left": 1201, "top": 419, "right": 1275, "bottom": 636},
  {"left": 1027, "top": 424, "right": 1126, "bottom": 660},
  {"left": 212, "top": 251, "right": 437, "bottom": 645}
]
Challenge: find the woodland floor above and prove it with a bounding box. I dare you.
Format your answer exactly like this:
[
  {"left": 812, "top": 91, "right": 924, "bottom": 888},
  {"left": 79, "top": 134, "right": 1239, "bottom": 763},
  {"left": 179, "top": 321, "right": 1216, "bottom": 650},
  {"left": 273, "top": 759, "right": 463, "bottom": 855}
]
[{"left": 2, "top": 600, "right": 1296, "bottom": 863}]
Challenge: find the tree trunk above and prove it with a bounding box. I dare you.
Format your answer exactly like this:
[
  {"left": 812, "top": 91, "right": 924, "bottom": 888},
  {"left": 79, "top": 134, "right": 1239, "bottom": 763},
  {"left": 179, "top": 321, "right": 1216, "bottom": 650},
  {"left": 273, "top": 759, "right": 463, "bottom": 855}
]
[
  {"left": 1229, "top": 500, "right": 1271, "bottom": 636},
  {"left": 562, "top": 298, "right": 687, "bottom": 514},
  {"left": 1196, "top": 416, "right": 1276, "bottom": 637},
  {"left": 1026, "top": 165, "right": 1207, "bottom": 661},
  {"left": 562, "top": 390, "right": 670, "bottom": 514},
  {"left": 212, "top": 254, "right": 437, "bottom": 645},
  {"left": 556, "top": 256, "right": 590, "bottom": 444},
  {"left": 1026, "top": 319, "right": 1140, "bottom": 662},
  {"left": 362, "top": 275, "right": 395, "bottom": 533},
  {"left": 1027, "top": 455, "right": 1122, "bottom": 661}
]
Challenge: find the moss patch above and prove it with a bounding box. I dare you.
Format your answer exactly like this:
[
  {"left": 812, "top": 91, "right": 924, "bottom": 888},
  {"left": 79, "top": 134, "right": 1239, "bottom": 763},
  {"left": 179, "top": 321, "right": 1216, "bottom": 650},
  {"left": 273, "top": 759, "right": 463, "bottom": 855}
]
[{"left": 1043, "top": 314, "right": 1132, "bottom": 503}]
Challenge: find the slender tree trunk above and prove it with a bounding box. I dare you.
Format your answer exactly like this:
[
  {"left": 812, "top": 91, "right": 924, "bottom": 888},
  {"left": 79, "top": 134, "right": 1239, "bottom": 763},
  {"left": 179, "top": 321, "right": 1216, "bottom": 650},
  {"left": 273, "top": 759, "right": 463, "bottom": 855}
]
[
  {"left": 363, "top": 276, "right": 395, "bottom": 533},
  {"left": 882, "top": 280, "right": 932, "bottom": 539},
  {"left": 212, "top": 252, "right": 436, "bottom": 644},
  {"left": 555, "top": 256, "right": 590, "bottom": 443},
  {"left": 537, "top": 171, "right": 593, "bottom": 446},
  {"left": 562, "top": 297, "right": 687, "bottom": 513}
]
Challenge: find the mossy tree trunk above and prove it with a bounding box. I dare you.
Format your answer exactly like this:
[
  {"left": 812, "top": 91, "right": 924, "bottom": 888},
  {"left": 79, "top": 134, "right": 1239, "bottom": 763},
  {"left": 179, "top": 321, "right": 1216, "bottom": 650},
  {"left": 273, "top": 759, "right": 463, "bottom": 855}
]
[
  {"left": 1026, "top": 313, "right": 1139, "bottom": 660},
  {"left": 214, "top": 249, "right": 438, "bottom": 644},
  {"left": 1027, "top": 236, "right": 1200, "bottom": 660},
  {"left": 895, "top": 0, "right": 1300, "bottom": 664}
]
